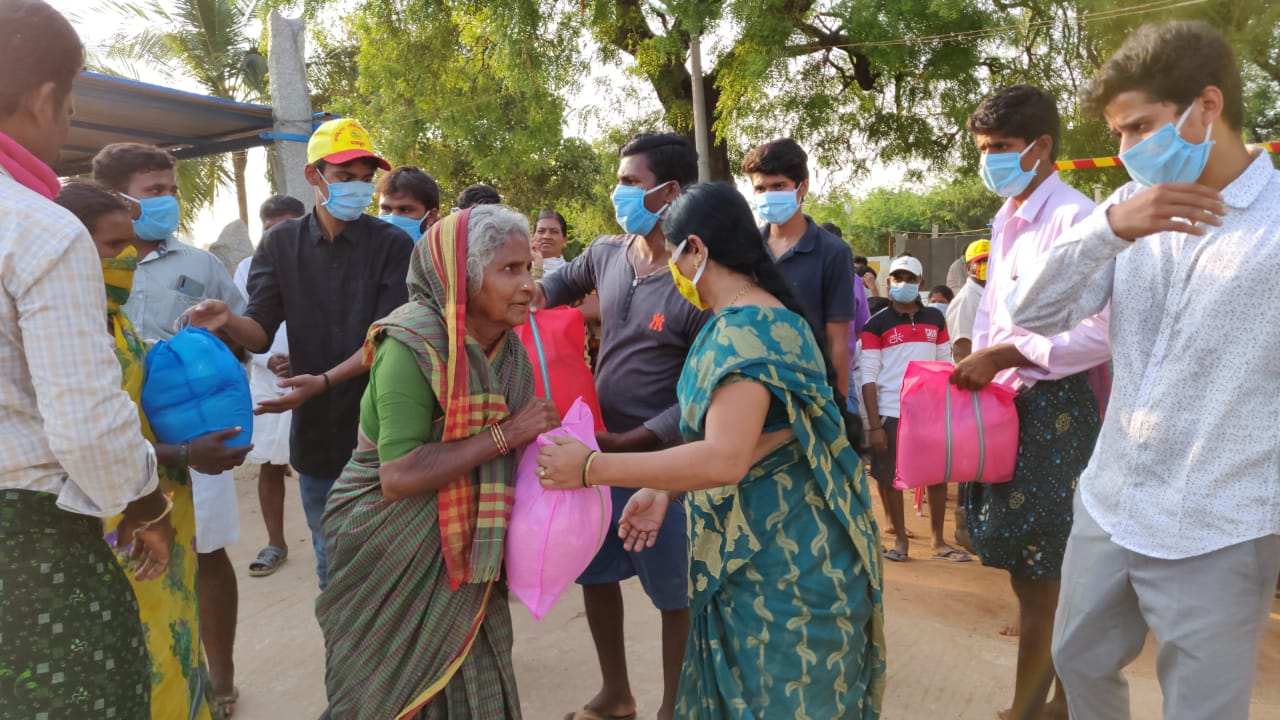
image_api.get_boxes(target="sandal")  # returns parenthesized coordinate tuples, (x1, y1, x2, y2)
(213, 686, 239, 719)
(883, 547, 909, 562)
(930, 548, 972, 562)
(248, 546, 288, 577)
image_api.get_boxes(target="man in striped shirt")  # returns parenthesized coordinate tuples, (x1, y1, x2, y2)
(861, 255, 967, 563)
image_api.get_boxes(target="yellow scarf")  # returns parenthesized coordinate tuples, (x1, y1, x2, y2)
(102, 247, 154, 441)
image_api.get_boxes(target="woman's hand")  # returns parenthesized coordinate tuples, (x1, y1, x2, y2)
(618, 489, 670, 552)
(114, 515, 174, 581)
(500, 398, 561, 448)
(535, 435, 593, 490)
(187, 428, 252, 473)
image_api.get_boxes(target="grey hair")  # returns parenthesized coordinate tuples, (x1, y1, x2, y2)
(465, 204, 530, 298)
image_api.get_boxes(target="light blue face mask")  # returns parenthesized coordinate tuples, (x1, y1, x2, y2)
(123, 193, 180, 241)
(979, 139, 1040, 198)
(612, 181, 671, 237)
(378, 213, 427, 238)
(317, 175, 375, 222)
(889, 281, 920, 304)
(1118, 104, 1213, 187)
(754, 189, 801, 225)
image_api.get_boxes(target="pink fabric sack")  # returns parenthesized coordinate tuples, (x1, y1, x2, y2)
(893, 360, 1019, 490)
(506, 398, 612, 620)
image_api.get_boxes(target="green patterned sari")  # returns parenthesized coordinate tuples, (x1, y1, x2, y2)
(675, 305, 885, 719)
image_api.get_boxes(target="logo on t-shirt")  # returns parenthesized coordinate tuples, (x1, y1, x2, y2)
(886, 327, 905, 345)
(925, 327, 938, 342)
(649, 313, 666, 332)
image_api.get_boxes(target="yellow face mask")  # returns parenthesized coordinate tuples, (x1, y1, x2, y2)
(668, 240, 708, 311)
(101, 245, 138, 314)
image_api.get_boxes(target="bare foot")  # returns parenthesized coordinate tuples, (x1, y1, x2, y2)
(883, 526, 917, 539)
(566, 693, 637, 720)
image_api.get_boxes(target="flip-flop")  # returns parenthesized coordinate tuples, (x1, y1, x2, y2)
(930, 548, 972, 562)
(213, 686, 239, 719)
(883, 547, 909, 562)
(248, 546, 288, 577)
(564, 708, 637, 720)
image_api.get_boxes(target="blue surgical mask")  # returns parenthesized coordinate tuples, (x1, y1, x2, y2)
(612, 182, 671, 237)
(1118, 104, 1213, 187)
(980, 140, 1040, 198)
(889, 282, 920, 304)
(755, 189, 800, 225)
(123, 194, 180, 241)
(317, 175, 375, 222)
(378, 213, 426, 238)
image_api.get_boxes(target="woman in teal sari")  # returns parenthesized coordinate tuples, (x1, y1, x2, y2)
(537, 182, 885, 719)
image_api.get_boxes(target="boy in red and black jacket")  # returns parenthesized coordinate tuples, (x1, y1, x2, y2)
(861, 255, 969, 563)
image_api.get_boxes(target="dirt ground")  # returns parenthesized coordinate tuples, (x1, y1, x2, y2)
(223, 467, 1280, 719)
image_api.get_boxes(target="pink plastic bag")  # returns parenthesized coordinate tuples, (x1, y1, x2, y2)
(893, 361, 1019, 490)
(506, 398, 612, 620)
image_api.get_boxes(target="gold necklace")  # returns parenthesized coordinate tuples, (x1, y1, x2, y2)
(727, 281, 754, 307)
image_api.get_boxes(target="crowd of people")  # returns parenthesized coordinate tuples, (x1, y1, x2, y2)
(1, 1, 1277, 719)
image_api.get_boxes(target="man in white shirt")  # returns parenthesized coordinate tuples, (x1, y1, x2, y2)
(946, 239, 988, 362)
(235, 195, 305, 578)
(93, 141, 250, 711)
(0, 1, 164, 716)
(1011, 21, 1280, 719)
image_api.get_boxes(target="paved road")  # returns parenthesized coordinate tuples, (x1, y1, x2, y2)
(223, 468, 1279, 719)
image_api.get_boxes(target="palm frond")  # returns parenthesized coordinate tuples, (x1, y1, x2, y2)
(175, 155, 234, 236)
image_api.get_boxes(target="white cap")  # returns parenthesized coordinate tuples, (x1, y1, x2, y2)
(888, 255, 923, 277)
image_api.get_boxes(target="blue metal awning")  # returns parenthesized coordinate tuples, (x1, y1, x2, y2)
(56, 72, 331, 176)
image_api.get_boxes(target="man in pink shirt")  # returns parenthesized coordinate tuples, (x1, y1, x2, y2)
(953, 85, 1111, 720)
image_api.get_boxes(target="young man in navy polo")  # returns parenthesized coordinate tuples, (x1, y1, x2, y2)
(743, 138, 861, 401)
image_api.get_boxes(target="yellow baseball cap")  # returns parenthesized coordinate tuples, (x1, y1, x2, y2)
(307, 118, 390, 171)
(965, 239, 990, 263)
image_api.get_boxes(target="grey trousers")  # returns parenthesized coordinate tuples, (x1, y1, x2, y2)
(1053, 492, 1280, 720)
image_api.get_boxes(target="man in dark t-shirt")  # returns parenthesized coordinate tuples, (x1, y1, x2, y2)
(185, 118, 413, 589)
(538, 132, 707, 720)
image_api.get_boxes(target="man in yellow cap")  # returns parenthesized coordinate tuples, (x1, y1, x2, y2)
(184, 118, 413, 588)
(946, 238, 989, 362)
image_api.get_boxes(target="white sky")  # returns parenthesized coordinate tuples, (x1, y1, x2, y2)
(49, 1, 899, 246)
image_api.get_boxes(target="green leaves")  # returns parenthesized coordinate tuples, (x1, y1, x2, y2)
(94, 0, 269, 224)
(807, 176, 1002, 256)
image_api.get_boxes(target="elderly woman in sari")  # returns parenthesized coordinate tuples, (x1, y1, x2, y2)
(537, 182, 886, 719)
(316, 205, 561, 719)
(54, 181, 250, 719)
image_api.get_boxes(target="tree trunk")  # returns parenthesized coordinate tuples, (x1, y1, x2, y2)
(233, 150, 249, 224)
(649, 66, 733, 181)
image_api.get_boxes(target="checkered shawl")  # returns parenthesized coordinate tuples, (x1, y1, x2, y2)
(364, 208, 533, 589)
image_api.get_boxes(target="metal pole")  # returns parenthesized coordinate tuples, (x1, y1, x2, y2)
(690, 32, 711, 182)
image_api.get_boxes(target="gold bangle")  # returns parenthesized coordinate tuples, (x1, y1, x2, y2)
(582, 451, 599, 488)
(489, 423, 510, 455)
(136, 494, 174, 534)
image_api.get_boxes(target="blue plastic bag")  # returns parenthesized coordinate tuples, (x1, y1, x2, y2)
(142, 327, 253, 447)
